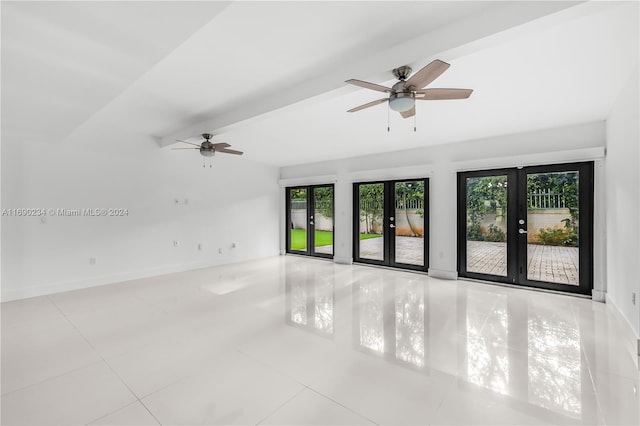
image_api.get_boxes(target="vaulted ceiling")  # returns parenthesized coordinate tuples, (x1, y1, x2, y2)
(2, 1, 638, 167)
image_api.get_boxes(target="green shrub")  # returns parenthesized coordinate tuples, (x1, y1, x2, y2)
(536, 227, 578, 247)
(467, 223, 507, 242)
(485, 224, 506, 242)
(467, 223, 484, 241)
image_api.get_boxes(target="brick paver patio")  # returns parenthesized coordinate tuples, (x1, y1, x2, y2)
(360, 238, 579, 285)
(466, 241, 579, 285)
(314, 238, 579, 286)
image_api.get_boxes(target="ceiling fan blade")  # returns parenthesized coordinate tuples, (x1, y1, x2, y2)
(415, 88, 473, 100)
(345, 79, 393, 93)
(404, 59, 450, 89)
(217, 148, 243, 156)
(175, 139, 202, 147)
(347, 98, 388, 113)
(400, 106, 416, 119)
(171, 147, 199, 150)
(212, 142, 231, 149)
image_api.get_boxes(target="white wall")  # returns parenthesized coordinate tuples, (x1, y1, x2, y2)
(605, 65, 640, 338)
(1, 129, 280, 301)
(280, 121, 605, 283)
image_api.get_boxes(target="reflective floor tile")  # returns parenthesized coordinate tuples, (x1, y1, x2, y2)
(141, 350, 304, 425)
(1, 316, 101, 394)
(261, 388, 375, 425)
(0, 295, 64, 329)
(1, 256, 637, 426)
(89, 401, 160, 425)
(0, 361, 136, 425)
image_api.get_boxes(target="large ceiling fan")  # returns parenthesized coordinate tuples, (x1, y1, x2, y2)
(346, 59, 473, 120)
(173, 133, 243, 167)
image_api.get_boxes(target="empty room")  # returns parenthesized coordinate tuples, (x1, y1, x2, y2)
(1, 1, 639, 425)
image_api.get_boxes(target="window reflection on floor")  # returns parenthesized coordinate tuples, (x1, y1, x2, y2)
(314, 278, 334, 334)
(287, 263, 586, 421)
(358, 281, 385, 353)
(464, 291, 582, 418)
(354, 279, 427, 369)
(286, 268, 334, 335)
(395, 282, 425, 367)
(467, 293, 509, 395)
(528, 313, 582, 417)
(290, 280, 307, 326)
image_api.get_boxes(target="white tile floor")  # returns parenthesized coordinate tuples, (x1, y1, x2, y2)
(1, 256, 638, 425)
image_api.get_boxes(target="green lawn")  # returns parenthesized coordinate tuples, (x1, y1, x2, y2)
(290, 229, 380, 250)
(359, 233, 382, 240)
(290, 229, 332, 250)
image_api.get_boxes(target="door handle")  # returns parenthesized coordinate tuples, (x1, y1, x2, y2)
(519, 229, 527, 234)
(390, 224, 396, 228)
(310, 221, 314, 226)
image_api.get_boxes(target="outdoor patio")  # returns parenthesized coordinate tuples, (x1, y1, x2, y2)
(358, 236, 424, 266)
(466, 241, 579, 285)
(357, 238, 578, 285)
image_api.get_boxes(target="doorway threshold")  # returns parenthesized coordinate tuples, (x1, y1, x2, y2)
(457, 277, 592, 299)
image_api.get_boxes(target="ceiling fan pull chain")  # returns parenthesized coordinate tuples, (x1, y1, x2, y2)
(387, 103, 390, 132)
(414, 107, 417, 132)
(202, 157, 205, 168)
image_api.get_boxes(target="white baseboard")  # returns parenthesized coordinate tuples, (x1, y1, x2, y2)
(591, 289, 606, 302)
(428, 268, 458, 280)
(605, 294, 640, 369)
(334, 256, 353, 265)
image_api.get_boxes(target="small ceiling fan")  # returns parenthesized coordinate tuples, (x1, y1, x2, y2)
(172, 133, 243, 167)
(345, 59, 473, 119)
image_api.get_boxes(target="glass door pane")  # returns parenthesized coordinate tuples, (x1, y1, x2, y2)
(465, 175, 508, 276)
(459, 163, 592, 295)
(289, 188, 307, 253)
(313, 186, 333, 256)
(394, 180, 425, 266)
(358, 183, 385, 261)
(526, 171, 579, 285)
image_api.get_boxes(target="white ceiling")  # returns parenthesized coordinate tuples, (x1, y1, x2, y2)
(2, 1, 638, 167)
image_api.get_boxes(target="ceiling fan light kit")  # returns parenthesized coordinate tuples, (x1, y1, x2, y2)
(345, 59, 473, 128)
(388, 92, 415, 112)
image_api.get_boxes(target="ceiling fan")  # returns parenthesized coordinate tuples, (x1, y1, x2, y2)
(172, 133, 243, 167)
(345, 59, 473, 121)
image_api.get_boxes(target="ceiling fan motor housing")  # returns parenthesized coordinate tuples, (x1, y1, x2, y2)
(392, 65, 412, 81)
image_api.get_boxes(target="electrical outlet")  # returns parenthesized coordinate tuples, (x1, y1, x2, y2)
(231, 242, 237, 248)
(218, 248, 223, 254)
(632, 292, 637, 306)
(174, 199, 179, 205)
(197, 243, 202, 251)
(89, 257, 96, 265)
(173, 240, 179, 247)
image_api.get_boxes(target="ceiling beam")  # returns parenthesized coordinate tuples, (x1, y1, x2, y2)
(159, 1, 582, 147)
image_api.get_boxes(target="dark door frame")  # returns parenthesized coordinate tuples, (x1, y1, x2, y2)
(457, 162, 593, 295)
(353, 178, 429, 272)
(456, 169, 519, 284)
(285, 184, 335, 259)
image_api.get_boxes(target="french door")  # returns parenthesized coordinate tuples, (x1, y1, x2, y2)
(457, 162, 593, 295)
(286, 185, 334, 258)
(353, 179, 429, 272)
